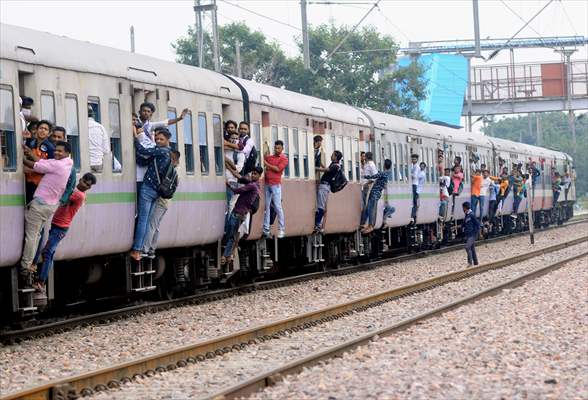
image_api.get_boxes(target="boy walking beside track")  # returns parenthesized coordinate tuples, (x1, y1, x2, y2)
(462, 201, 481, 267)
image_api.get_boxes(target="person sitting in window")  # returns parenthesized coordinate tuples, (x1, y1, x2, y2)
(88, 107, 110, 173)
(23, 120, 55, 204)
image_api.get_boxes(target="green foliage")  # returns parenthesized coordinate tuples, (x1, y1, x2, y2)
(172, 22, 426, 118)
(172, 23, 289, 85)
(482, 112, 588, 195)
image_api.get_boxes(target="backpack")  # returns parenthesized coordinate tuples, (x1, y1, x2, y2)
(241, 137, 258, 175)
(329, 165, 348, 193)
(154, 158, 178, 199)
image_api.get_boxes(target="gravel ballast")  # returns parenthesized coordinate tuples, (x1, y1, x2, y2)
(249, 256, 588, 400)
(1, 223, 586, 396)
(83, 243, 588, 399)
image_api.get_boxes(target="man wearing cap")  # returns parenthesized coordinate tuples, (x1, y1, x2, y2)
(88, 106, 111, 173)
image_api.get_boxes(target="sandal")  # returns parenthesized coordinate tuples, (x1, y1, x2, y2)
(220, 256, 227, 265)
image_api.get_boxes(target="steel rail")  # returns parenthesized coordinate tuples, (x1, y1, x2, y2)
(207, 251, 588, 400)
(2, 235, 586, 400)
(2, 216, 585, 346)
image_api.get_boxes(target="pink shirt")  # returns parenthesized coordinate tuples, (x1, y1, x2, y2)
(33, 157, 74, 205)
(451, 171, 464, 195)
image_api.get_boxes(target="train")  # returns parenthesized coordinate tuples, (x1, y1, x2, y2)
(0, 24, 576, 316)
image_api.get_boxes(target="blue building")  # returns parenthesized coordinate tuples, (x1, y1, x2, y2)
(397, 54, 468, 126)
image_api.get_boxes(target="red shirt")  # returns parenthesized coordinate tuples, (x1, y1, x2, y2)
(52, 189, 86, 228)
(264, 153, 288, 185)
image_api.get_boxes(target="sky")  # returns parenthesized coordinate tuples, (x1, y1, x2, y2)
(1, 0, 586, 66)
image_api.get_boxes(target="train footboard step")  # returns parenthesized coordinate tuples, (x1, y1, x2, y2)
(126, 257, 157, 292)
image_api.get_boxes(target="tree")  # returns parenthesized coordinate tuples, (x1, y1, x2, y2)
(172, 22, 288, 85)
(173, 22, 426, 118)
(282, 24, 426, 118)
(482, 112, 588, 196)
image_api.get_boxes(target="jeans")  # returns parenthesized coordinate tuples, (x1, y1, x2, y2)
(142, 198, 169, 254)
(21, 198, 58, 272)
(361, 185, 370, 210)
(479, 196, 486, 219)
(411, 185, 419, 220)
(38, 225, 68, 282)
(488, 200, 497, 222)
(132, 184, 160, 251)
(263, 184, 284, 233)
(512, 196, 522, 214)
(361, 193, 380, 226)
(465, 236, 478, 265)
(223, 212, 245, 257)
(439, 199, 448, 219)
(553, 191, 560, 207)
(471, 195, 480, 219)
(315, 183, 331, 228)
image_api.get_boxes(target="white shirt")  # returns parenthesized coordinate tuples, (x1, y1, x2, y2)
(241, 135, 255, 159)
(480, 177, 492, 197)
(439, 175, 451, 199)
(224, 148, 245, 184)
(136, 119, 167, 182)
(361, 160, 378, 186)
(410, 163, 420, 186)
(416, 169, 426, 194)
(88, 118, 110, 167)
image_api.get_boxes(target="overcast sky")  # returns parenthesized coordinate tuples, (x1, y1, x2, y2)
(1, 0, 586, 67)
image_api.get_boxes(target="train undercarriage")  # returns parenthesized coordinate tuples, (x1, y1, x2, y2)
(0, 201, 575, 321)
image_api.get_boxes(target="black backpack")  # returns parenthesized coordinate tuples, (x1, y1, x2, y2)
(329, 165, 348, 193)
(240, 137, 258, 175)
(154, 158, 178, 199)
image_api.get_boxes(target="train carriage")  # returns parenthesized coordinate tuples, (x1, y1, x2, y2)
(0, 23, 577, 316)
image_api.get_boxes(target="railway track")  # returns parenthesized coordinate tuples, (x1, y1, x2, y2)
(2, 234, 586, 400)
(1, 216, 586, 346)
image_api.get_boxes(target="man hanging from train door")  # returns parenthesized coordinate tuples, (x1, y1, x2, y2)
(409, 154, 419, 224)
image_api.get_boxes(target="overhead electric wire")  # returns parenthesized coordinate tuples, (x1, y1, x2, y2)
(219, 0, 302, 31)
(558, 0, 579, 37)
(499, 0, 548, 46)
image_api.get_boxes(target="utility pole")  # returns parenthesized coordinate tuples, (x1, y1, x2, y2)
(472, 0, 481, 58)
(235, 41, 242, 78)
(301, 0, 310, 70)
(211, 0, 220, 72)
(194, 0, 204, 67)
(130, 26, 135, 53)
(466, 55, 473, 132)
(536, 113, 542, 146)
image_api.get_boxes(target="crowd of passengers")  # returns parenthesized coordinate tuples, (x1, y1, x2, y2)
(16, 94, 576, 292)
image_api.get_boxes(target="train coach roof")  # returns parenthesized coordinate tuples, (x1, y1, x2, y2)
(234, 77, 370, 127)
(360, 107, 494, 147)
(0, 23, 241, 100)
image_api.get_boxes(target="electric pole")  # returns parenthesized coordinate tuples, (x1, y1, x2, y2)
(555, 48, 577, 158)
(235, 41, 242, 78)
(194, 0, 204, 67)
(211, 0, 220, 72)
(130, 26, 135, 53)
(301, 0, 310, 70)
(472, 0, 481, 57)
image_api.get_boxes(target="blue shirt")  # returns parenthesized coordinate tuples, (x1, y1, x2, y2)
(364, 170, 392, 200)
(463, 209, 481, 237)
(488, 181, 498, 202)
(135, 140, 172, 191)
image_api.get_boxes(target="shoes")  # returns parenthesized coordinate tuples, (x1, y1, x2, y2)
(278, 230, 286, 239)
(262, 231, 270, 239)
(313, 226, 323, 234)
(129, 250, 141, 261)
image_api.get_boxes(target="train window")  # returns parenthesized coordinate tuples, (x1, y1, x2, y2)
(65, 95, 81, 170)
(353, 138, 360, 182)
(293, 128, 300, 178)
(212, 114, 223, 175)
(41, 91, 55, 123)
(302, 130, 309, 178)
(183, 112, 194, 174)
(167, 108, 178, 151)
(398, 144, 403, 183)
(88, 97, 101, 123)
(0, 86, 16, 171)
(252, 122, 261, 166)
(198, 113, 209, 175)
(271, 125, 278, 146)
(345, 137, 352, 180)
(430, 148, 436, 182)
(281, 127, 290, 177)
(404, 144, 409, 183)
(331, 135, 336, 153)
(336, 135, 344, 176)
(108, 99, 122, 173)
